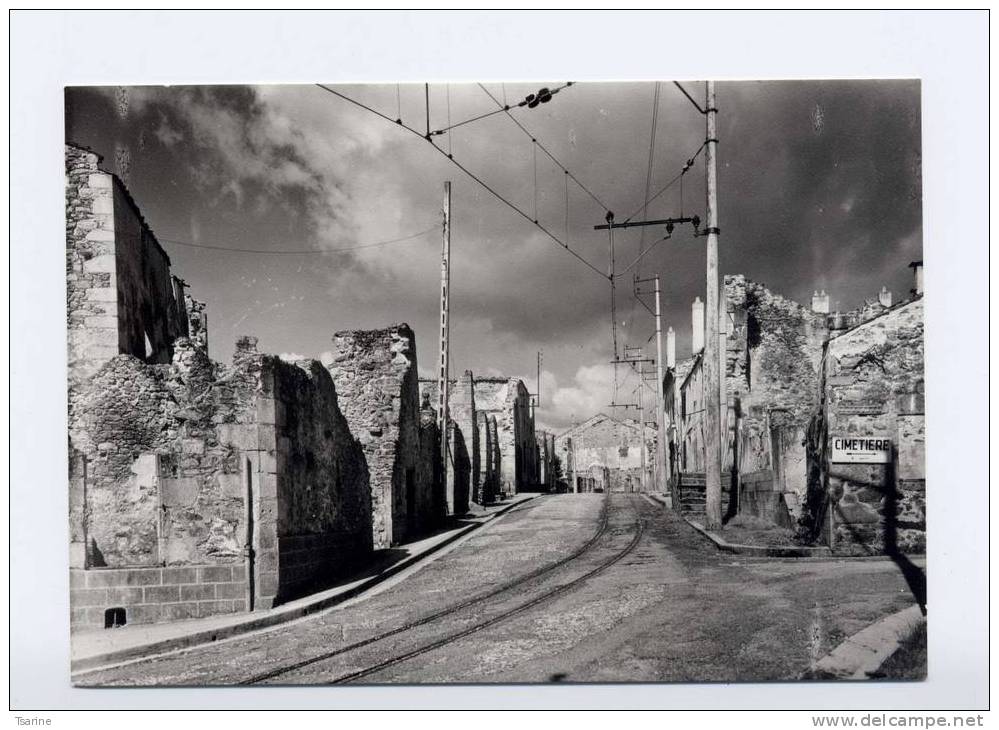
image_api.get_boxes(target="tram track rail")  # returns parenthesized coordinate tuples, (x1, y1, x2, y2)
(326, 515, 645, 685)
(240, 492, 615, 685)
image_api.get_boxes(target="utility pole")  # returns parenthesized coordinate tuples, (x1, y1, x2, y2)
(636, 374, 647, 493)
(437, 181, 452, 514)
(570, 415, 578, 494)
(534, 350, 543, 420)
(703, 80, 723, 529)
(653, 276, 667, 494)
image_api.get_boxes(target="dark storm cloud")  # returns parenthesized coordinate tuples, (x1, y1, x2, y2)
(65, 80, 921, 431)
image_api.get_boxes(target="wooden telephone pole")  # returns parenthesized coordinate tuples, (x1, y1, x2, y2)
(703, 81, 723, 529)
(437, 181, 453, 514)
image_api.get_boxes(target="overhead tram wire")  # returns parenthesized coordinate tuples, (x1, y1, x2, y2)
(156, 226, 438, 255)
(314, 83, 609, 281)
(673, 81, 707, 115)
(619, 140, 706, 225)
(477, 83, 612, 215)
(428, 82, 573, 138)
(629, 82, 661, 348)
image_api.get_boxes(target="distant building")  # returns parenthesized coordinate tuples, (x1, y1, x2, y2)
(555, 413, 655, 494)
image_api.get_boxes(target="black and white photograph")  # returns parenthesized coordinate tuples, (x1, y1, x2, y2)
(63, 77, 927, 687)
(9, 9, 989, 717)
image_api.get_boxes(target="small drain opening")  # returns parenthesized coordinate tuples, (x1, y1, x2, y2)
(104, 607, 126, 629)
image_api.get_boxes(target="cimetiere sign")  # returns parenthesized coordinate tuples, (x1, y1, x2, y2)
(831, 437, 891, 464)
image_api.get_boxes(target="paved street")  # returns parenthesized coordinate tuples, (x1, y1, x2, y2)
(75, 493, 921, 686)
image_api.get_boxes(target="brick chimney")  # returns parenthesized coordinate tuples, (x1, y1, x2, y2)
(878, 285, 892, 308)
(909, 261, 923, 296)
(691, 297, 705, 354)
(811, 290, 830, 314)
(666, 326, 676, 368)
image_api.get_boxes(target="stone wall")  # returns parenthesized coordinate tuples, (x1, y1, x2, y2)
(725, 275, 828, 427)
(68, 339, 250, 570)
(449, 371, 479, 507)
(417, 395, 447, 523)
(808, 298, 925, 555)
(327, 325, 431, 547)
(68, 335, 375, 625)
(667, 277, 829, 522)
(66, 144, 189, 385)
(260, 351, 373, 602)
(477, 412, 499, 502)
(466, 377, 534, 495)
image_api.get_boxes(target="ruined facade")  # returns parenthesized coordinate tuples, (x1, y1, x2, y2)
(556, 414, 654, 494)
(662, 270, 925, 554)
(471, 377, 537, 494)
(69, 144, 417, 630)
(67, 144, 192, 384)
(807, 297, 925, 554)
(327, 325, 437, 548)
(420, 374, 538, 504)
(535, 430, 557, 492)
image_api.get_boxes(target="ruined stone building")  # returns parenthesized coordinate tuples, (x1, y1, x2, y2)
(419, 373, 540, 506)
(470, 376, 538, 495)
(808, 280, 925, 555)
(326, 326, 442, 549)
(66, 144, 436, 630)
(555, 414, 655, 493)
(662, 265, 925, 554)
(534, 430, 557, 492)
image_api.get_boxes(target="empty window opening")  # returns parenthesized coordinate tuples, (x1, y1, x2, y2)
(144, 330, 154, 360)
(104, 607, 126, 629)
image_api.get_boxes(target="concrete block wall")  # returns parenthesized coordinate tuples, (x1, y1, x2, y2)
(70, 564, 248, 629)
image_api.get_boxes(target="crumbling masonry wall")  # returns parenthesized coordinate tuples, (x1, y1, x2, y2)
(808, 298, 925, 555)
(449, 371, 478, 509)
(327, 325, 432, 547)
(720, 276, 829, 523)
(255, 348, 373, 603)
(478, 412, 500, 502)
(66, 145, 189, 384)
(417, 396, 447, 524)
(68, 336, 373, 626)
(473, 378, 534, 494)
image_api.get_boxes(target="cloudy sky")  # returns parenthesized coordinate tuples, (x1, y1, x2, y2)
(65, 80, 921, 432)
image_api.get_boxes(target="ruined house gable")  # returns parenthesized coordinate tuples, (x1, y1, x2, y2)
(66, 143, 190, 383)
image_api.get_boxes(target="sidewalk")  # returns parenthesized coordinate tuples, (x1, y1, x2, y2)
(71, 494, 537, 674)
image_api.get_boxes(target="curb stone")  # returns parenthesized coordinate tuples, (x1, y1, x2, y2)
(71, 495, 537, 675)
(805, 603, 926, 680)
(682, 517, 833, 558)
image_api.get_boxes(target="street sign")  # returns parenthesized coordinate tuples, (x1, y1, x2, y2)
(831, 436, 892, 464)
